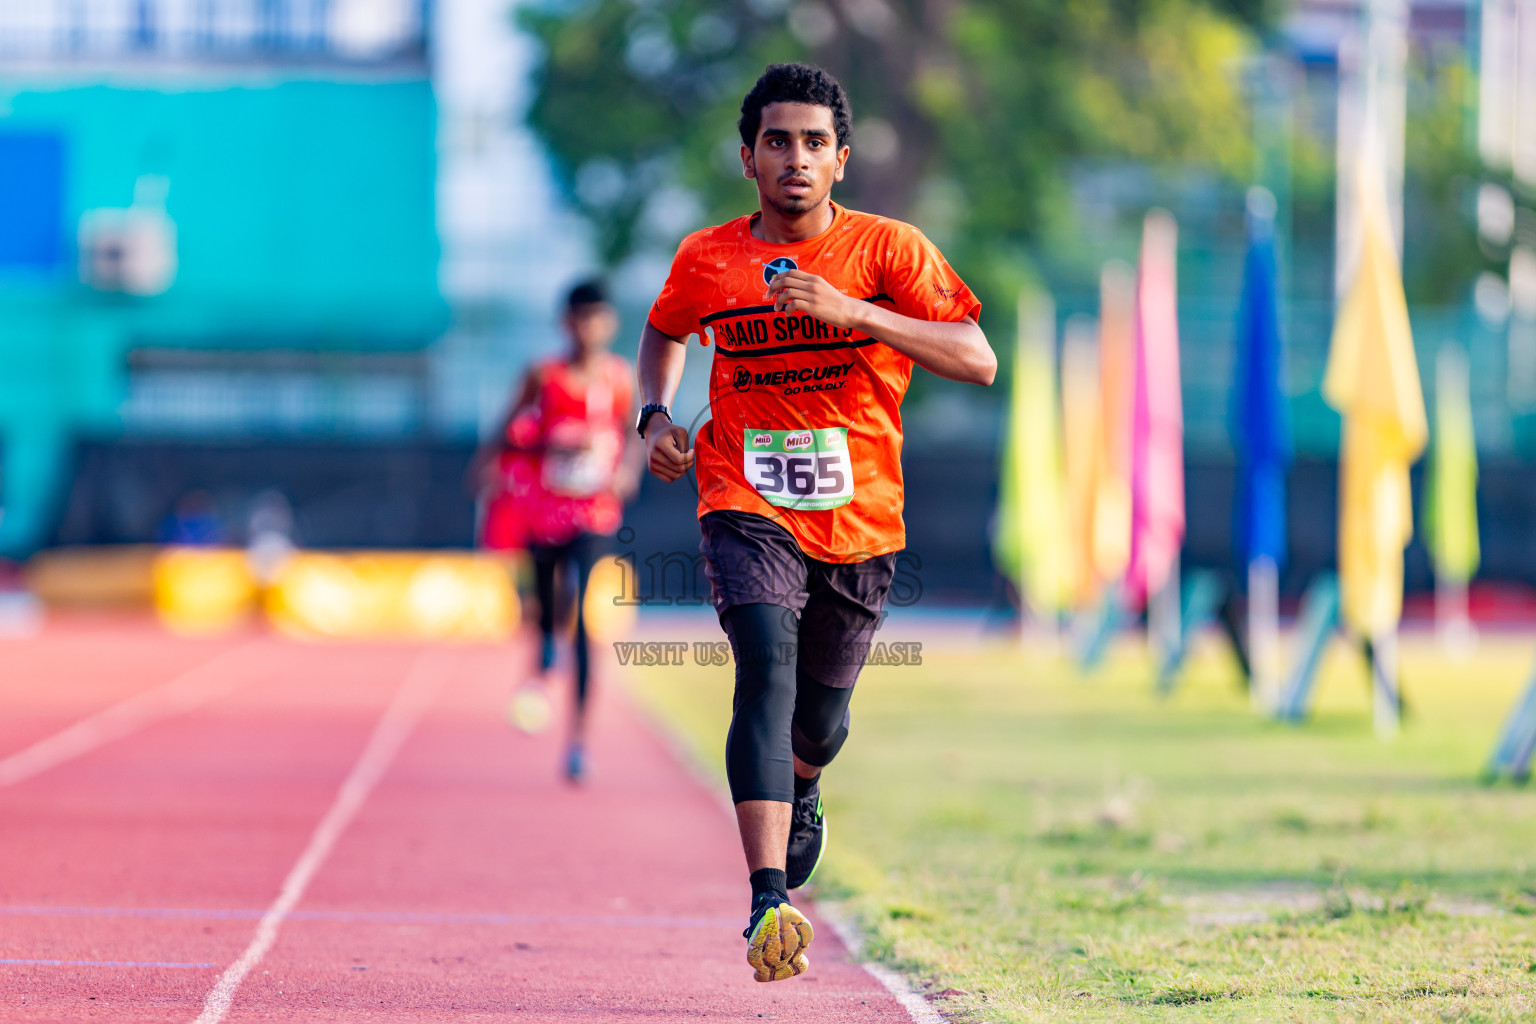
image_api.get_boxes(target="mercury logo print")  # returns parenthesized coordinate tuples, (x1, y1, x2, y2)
(732, 366, 753, 392)
(763, 256, 797, 285)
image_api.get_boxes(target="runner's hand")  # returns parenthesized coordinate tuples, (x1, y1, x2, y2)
(767, 270, 860, 328)
(645, 422, 695, 483)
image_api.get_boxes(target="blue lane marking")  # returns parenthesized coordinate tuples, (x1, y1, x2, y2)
(0, 905, 738, 929)
(0, 958, 215, 968)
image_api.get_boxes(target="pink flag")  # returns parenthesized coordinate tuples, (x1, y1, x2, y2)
(1127, 210, 1185, 607)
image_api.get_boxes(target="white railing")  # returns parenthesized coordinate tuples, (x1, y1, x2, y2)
(0, 0, 429, 64)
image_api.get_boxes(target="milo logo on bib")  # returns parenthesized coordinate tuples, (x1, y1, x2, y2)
(742, 427, 854, 511)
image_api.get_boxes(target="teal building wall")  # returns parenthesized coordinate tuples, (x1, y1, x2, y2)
(0, 76, 446, 555)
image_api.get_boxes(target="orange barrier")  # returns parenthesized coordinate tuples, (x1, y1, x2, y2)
(26, 545, 159, 608)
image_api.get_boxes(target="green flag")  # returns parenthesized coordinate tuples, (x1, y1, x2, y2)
(993, 289, 1064, 616)
(1425, 342, 1479, 583)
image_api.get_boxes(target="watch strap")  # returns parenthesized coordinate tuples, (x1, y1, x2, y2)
(636, 403, 671, 438)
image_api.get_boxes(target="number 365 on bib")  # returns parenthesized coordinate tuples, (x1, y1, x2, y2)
(742, 427, 855, 511)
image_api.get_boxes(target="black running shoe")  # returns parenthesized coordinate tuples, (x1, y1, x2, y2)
(785, 778, 826, 890)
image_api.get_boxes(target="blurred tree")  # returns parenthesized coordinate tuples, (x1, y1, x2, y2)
(1283, 46, 1485, 308)
(518, 0, 1266, 296)
(1400, 56, 1485, 306)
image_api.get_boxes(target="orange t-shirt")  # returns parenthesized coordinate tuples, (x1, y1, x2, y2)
(649, 203, 981, 563)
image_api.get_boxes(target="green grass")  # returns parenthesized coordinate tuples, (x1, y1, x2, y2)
(623, 625, 1536, 1022)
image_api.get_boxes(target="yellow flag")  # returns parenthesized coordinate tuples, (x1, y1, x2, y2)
(1323, 160, 1427, 636)
(993, 289, 1065, 614)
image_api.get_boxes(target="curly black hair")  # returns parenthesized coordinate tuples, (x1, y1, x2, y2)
(738, 63, 852, 149)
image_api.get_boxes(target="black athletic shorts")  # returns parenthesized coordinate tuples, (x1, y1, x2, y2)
(699, 510, 896, 688)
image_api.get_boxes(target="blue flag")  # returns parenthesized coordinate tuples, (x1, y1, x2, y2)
(1231, 190, 1291, 571)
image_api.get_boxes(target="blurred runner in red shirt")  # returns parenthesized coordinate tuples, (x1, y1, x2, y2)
(477, 280, 639, 782)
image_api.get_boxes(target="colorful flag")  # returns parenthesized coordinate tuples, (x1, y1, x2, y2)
(1231, 189, 1291, 572)
(1323, 159, 1427, 637)
(1127, 210, 1184, 606)
(1060, 316, 1103, 610)
(1093, 262, 1136, 585)
(993, 288, 1065, 616)
(1425, 342, 1480, 583)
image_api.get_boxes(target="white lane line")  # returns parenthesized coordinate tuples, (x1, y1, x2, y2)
(0, 641, 267, 789)
(818, 907, 947, 1024)
(1, 904, 741, 928)
(0, 958, 216, 969)
(618, 676, 945, 1024)
(190, 649, 455, 1024)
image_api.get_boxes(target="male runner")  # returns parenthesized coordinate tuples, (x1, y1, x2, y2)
(635, 63, 995, 981)
(477, 279, 638, 781)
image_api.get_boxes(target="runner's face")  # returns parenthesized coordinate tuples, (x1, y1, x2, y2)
(742, 102, 848, 217)
(565, 303, 618, 356)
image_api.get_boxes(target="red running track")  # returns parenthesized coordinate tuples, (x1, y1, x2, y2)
(0, 617, 920, 1022)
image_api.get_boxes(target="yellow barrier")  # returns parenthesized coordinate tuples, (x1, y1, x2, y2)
(582, 555, 638, 642)
(266, 551, 520, 641)
(152, 548, 259, 635)
(55, 544, 527, 642)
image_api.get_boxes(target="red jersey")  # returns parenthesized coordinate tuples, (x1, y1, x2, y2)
(481, 354, 632, 549)
(649, 203, 980, 562)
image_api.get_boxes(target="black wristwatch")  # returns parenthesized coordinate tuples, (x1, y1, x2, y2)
(636, 403, 671, 439)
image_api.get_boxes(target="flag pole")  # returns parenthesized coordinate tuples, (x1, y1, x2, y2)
(1435, 576, 1474, 657)
(1370, 628, 1401, 739)
(1248, 555, 1280, 713)
(1149, 553, 1181, 668)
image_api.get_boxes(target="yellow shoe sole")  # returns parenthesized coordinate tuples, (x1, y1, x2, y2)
(746, 903, 813, 983)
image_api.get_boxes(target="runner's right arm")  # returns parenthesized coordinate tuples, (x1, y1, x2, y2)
(467, 367, 543, 495)
(636, 322, 695, 483)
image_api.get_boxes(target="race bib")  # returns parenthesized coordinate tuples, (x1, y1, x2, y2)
(742, 427, 854, 511)
(542, 448, 607, 497)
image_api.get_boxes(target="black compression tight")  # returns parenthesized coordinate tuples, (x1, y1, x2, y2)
(532, 535, 604, 721)
(722, 603, 854, 804)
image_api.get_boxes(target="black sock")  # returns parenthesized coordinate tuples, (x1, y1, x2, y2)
(793, 771, 820, 798)
(749, 868, 788, 908)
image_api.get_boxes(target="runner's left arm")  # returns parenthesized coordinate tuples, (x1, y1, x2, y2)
(637, 322, 696, 483)
(615, 361, 646, 501)
(767, 270, 995, 386)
